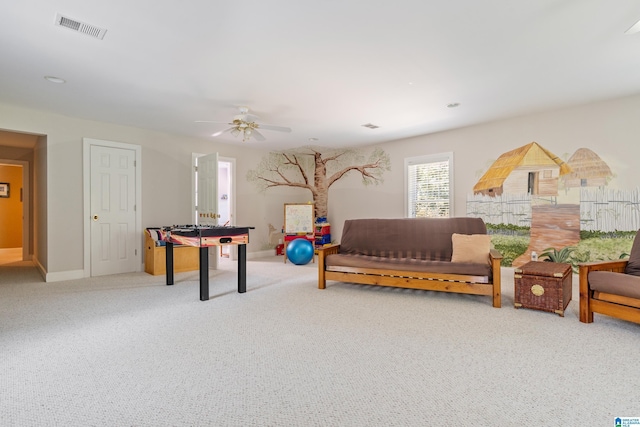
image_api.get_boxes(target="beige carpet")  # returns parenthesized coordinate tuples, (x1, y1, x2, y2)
(1, 256, 638, 426)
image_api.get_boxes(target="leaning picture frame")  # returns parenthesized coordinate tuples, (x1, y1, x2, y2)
(0, 182, 9, 198)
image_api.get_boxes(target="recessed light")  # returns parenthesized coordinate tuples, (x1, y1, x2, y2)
(308, 137, 319, 142)
(447, 103, 460, 108)
(44, 76, 66, 84)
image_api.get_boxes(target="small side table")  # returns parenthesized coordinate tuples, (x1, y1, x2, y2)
(514, 261, 572, 317)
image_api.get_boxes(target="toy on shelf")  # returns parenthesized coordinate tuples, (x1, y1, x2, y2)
(314, 216, 331, 249)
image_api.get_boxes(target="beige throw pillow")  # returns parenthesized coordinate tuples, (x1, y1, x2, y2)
(451, 233, 491, 264)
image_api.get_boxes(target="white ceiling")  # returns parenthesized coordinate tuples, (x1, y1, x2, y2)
(2, 1, 640, 151)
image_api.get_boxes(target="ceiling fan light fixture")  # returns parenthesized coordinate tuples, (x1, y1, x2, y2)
(199, 106, 290, 142)
(362, 123, 379, 129)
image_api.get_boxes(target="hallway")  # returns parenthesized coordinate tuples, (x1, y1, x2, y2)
(0, 248, 24, 266)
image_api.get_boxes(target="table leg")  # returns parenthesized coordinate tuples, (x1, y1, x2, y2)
(166, 241, 174, 286)
(238, 244, 246, 293)
(200, 247, 209, 301)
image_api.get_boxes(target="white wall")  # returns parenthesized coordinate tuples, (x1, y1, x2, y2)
(2, 93, 640, 276)
(326, 93, 640, 240)
(0, 102, 273, 275)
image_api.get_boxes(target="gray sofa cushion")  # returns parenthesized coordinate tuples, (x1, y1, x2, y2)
(339, 217, 487, 261)
(624, 229, 640, 276)
(589, 271, 640, 299)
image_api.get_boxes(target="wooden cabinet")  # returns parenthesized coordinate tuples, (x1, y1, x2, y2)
(144, 230, 199, 275)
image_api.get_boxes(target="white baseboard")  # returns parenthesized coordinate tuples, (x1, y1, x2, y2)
(39, 265, 85, 282)
(36, 250, 272, 282)
(247, 250, 274, 259)
(33, 258, 47, 281)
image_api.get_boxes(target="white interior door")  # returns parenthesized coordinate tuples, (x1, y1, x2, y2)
(197, 152, 219, 269)
(90, 144, 138, 276)
(197, 152, 219, 225)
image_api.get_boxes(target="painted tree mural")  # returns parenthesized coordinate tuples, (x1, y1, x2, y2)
(247, 146, 391, 218)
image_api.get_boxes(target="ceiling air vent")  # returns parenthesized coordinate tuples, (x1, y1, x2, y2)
(55, 13, 107, 40)
(361, 123, 380, 129)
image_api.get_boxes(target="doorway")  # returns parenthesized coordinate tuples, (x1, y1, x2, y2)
(528, 171, 539, 195)
(83, 138, 142, 277)
(218, 159, 232, 258)
(0, 160, 30, 263)
(192, 154, 236, 261)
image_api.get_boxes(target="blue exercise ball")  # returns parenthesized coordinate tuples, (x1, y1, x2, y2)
(286, 239, 314, 265)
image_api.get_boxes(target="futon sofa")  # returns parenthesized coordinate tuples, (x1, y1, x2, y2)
(317, 217, 502, 307)
(579, 229, 640, 325)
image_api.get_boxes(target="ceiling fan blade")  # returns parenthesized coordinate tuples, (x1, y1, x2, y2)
(236, 106, 260, 122)
(258, 124, 292, 133)
(212, 127, 234, 137)
(235, 113, 260, 123)
(195, 120, 233, 125)
(251, 129, 266, 141)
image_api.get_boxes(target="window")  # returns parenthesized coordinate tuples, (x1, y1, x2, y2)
(405, 152, 453, 218)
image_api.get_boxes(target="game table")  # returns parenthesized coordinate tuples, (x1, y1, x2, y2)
(161, 225, 254, 301)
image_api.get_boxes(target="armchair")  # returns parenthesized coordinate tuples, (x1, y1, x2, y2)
(579, 230, 640, 325)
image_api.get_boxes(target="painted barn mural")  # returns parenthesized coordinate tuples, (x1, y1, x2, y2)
(467, 141, 634, 268)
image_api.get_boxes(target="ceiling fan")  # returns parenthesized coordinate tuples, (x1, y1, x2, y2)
(196, 106, 292, 141)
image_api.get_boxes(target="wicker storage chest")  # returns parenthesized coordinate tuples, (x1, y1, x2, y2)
(514, 261, 572, 317)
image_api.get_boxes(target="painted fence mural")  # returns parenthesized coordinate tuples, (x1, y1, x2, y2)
(580, 188, 640, 232)
(467, 141, 635, 267)
(467, 193, 533, 227)
(467, 188, 640, 232)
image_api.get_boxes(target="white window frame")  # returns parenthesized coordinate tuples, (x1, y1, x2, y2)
(404, 152, 454, 218)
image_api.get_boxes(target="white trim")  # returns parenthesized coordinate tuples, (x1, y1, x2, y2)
(33, 257, 47, 281)
(31, 258, 83, 282)
(82, 138, 142, 277)
(220, 156, 237, 226)
(191, 152, 201, 224)
(247, 250, 275, 260)
(45, 269, 85, 282)
(221, 156, 237, 260)
(404, 152, 454, 218)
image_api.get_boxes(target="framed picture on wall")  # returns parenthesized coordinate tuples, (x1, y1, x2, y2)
(0, 182, 9, 198)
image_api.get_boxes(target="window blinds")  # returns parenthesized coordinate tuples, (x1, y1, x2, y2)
(407, 159, 450, 218)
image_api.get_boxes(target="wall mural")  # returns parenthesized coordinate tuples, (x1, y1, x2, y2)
(247, 146, 391, 219)
(467, 141, 635, 268)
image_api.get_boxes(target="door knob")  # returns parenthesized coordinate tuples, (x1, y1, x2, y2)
(92, 215, 99, 221)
